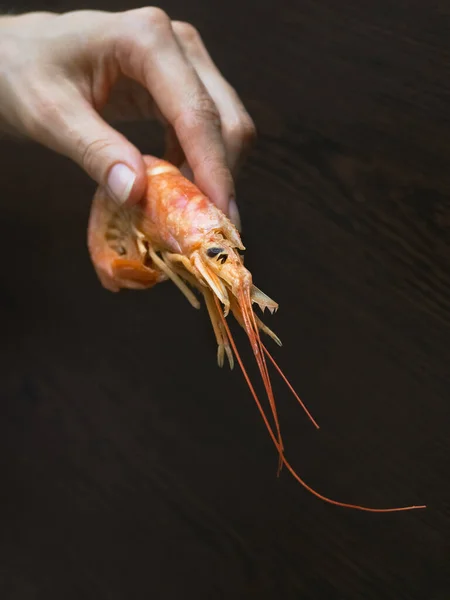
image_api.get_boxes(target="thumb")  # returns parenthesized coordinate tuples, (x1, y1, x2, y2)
(34, 94, 146, 207)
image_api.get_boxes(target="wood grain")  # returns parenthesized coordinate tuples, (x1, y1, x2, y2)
(1, 1, 449, 598)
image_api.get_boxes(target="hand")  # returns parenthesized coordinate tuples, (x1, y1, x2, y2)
(0, 9, 256, 227)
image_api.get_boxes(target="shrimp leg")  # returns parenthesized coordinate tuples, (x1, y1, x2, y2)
(202, 288, 234, 369)
(131, 233, 200, 309)
(164, 251, 231, 314)
(162, 252, 234, 369)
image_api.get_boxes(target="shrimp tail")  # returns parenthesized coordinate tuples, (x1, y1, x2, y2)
(111, 258, 162, 286)
(87, 184, 166, 293)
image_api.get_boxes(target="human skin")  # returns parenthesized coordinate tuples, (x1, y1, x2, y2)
(0, 8, 256, 229)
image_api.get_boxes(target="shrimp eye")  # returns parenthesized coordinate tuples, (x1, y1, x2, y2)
(206, 247, 223, 257)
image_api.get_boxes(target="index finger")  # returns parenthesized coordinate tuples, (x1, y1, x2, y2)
(113, 8, 234, 214)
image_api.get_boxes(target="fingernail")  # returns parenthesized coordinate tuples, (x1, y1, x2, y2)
(229, 198, 242, 232)
(107, 163, 136, 205)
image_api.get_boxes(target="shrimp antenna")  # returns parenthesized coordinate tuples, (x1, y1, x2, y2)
(214, 297, 426, 513)
(261, 342, 320, 430)
(238, 289, 285, 474)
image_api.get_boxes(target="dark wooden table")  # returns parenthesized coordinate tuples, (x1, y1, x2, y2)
(1, 1, 449, 598)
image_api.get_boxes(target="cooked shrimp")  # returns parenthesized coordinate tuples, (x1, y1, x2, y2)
(87, 155, 425, 513)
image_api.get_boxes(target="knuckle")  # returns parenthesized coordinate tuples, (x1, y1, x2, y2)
(172, 21, 200, 45)
(224, 114, 257, 148)
(118, 7, 172, 71)
(79, 138, 112, 177)
(176, 94, 221, 132)
(127, 6, 171, 32)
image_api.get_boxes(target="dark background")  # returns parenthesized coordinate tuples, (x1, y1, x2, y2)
(1, 1, 449, 598)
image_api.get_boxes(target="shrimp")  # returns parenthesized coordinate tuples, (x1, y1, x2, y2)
(87, 155, 425, 513)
